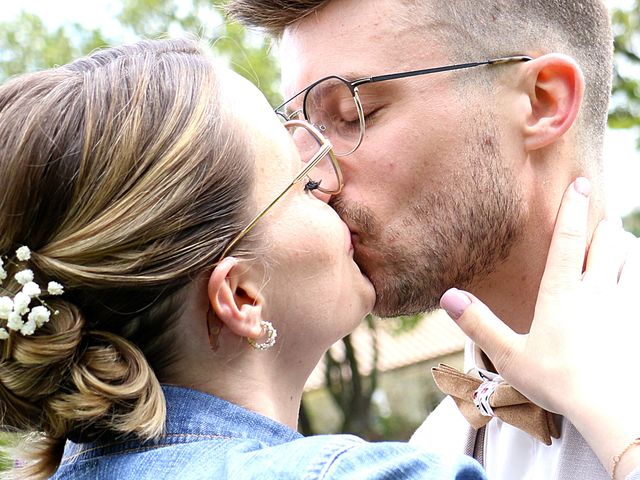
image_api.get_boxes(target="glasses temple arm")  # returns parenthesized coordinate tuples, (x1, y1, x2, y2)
(219, 143, 333, 259)
(274, 86, 311, 114)
(353, 55, 532, 86)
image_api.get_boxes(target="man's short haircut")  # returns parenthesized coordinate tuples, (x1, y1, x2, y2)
(227, 0, 613, 165)
(227, 0, 331, 36)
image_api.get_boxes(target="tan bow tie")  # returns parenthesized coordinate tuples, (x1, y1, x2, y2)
(432, 364, 560, 445)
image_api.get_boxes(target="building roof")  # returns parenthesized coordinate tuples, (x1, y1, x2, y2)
(304, 310, 466, 391)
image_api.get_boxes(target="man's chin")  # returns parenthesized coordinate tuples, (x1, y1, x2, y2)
(353, 240, 446, 317)
(367, 270, 441, 318)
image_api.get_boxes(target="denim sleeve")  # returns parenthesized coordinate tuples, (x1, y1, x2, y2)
(627, 465, 640, 480)
(295, 435, 486, 480)
(52, 433, 486, 480)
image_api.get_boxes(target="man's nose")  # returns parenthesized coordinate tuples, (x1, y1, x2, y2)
(335, 149, 364, 184)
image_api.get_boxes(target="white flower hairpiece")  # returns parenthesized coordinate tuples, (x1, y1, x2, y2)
(0, 246, 64, 340)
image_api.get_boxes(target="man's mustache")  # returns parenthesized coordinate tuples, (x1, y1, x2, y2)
(329, 196, 377, 237)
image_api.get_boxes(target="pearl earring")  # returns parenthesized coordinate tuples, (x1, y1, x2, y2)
(246, 320, 277, 351)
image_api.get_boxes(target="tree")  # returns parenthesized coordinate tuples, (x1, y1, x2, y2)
(610, 1, 640, 146)
(0, 12, 108, 77)
(0, 0, 281, 104)
(623, 209, 640, 236)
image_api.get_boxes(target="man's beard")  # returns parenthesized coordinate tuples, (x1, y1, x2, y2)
(331, 119, 527, 317)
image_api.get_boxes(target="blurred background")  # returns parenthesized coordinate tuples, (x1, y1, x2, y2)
(0, 0, 638, 463)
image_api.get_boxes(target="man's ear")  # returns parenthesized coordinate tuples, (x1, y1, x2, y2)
(207, 257, 264, 339)
(522, 54, 585, 152)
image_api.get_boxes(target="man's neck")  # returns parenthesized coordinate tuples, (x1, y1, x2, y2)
(470, 199, 604, 334)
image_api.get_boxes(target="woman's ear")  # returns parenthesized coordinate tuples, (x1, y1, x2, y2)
(522, 53, 585, 152)
(207, 257, 264, 340)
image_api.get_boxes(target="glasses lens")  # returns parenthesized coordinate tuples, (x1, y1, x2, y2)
(304, 77, 363, 156)
(286, 124, 340, 194)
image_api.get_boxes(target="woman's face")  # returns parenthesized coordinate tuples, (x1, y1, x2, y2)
(221, 69, 375, 355)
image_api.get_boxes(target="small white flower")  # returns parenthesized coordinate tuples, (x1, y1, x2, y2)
(28, 306, 50, 328)
(20, 318, 36, 336)
(13, 292, 31, 315)
(0, 266, 7, 282)
(0, 328, 9, 340)
(0, 296, 13, 320)
(15, 269, 34, 285)
(6, 312, 24, 331)
(47, 281, 64, 296)
(16, 246, 31, 262)
(22, 282, 41, 297)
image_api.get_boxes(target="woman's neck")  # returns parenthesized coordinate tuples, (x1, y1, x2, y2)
(173, 337, 318, 430)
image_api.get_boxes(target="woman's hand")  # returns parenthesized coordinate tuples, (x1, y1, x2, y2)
(440, 178, 640, 478)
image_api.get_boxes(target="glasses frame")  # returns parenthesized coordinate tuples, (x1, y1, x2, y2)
(275, 55, 533, 156)
(219, 119, 343, 259)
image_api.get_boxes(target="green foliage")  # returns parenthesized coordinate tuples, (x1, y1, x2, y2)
(610, 2, 640, 144)
(117, 0, 281, 104)
(623, 209, 640, 236)
(385, 313, 424, 335)
(323, 314, 379, 438)
(0, 12, 109, 79)
(0, 1, 280, 104)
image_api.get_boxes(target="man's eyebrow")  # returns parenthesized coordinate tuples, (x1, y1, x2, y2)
(340, 72, 365, 82)
(299, 71, 369, 95)
(278, 71, 371, 113)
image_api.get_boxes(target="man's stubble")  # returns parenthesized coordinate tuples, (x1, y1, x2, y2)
(331, 117, 527, 317)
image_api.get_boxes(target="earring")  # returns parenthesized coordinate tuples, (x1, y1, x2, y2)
(246, 320, 277, 351)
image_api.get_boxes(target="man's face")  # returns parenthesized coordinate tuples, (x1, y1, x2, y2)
(280, 0, 527, 317)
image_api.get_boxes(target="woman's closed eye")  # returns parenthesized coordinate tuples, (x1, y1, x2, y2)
(362, 107, 382, 127)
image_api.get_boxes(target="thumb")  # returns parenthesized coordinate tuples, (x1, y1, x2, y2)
(440, 288, 522, 375)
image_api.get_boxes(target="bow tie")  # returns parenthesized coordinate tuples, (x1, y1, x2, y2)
(432, 364, 561, 445)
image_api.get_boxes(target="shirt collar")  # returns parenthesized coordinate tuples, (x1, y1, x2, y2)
(61, 385, 303, 464)
(160, 384, 303, 445)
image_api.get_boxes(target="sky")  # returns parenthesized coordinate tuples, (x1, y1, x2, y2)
(1, 0, 639, 217)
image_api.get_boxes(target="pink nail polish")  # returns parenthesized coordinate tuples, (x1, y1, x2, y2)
(440, 288, 472, 320)
(573, 177, 591, 197)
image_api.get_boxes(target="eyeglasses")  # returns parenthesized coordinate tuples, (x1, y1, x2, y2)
(275, 55, 533, 156)
(219, 119, 343, 259)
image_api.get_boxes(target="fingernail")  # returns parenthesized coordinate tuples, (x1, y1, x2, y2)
(573, 177, 591, 197)
(440, 288, 472, 320)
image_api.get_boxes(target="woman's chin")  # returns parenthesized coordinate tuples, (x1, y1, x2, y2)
(353, 260, 376, 312)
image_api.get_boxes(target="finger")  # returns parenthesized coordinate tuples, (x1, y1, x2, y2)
(440, 288, 521, 374)
(540, 178, 591, 293)
(583, 219, 627, 284)
(619, 235, 640, 286)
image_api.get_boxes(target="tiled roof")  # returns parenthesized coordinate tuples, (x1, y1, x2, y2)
(304, 310, 466, 391)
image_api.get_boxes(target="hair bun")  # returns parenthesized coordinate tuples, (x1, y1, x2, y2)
(51, 329, 166, 442)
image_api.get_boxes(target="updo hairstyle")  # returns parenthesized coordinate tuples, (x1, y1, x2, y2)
(0, 38, 257, 478)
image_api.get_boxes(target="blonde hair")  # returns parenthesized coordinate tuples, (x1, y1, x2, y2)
(0, 39, 256, 478)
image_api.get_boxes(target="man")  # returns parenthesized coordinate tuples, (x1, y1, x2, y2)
(227, 1, 620, 478)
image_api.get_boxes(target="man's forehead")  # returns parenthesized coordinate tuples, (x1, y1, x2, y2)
(279, 1, 435, 95)
(279, 29, 362, 91)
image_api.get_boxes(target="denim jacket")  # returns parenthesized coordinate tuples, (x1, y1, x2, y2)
(52, 385, 485, 479)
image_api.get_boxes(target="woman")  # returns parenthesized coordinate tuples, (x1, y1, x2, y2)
(0, 39, 637, 479)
